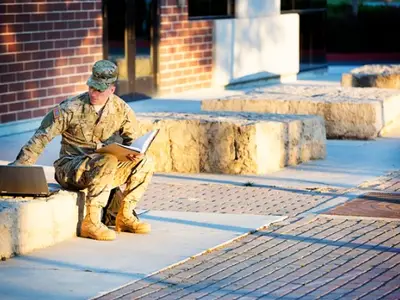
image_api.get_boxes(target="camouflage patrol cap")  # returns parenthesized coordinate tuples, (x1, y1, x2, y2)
(87, 60, 118, 92)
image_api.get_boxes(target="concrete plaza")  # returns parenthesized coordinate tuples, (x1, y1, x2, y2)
(0, 66, 399, 299)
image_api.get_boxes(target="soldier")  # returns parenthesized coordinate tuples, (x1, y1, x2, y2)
(10, 60, 154, 241)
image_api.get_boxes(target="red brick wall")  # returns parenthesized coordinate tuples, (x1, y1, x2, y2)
(158, 0, 213, 94)
(0, 0, 103, 124)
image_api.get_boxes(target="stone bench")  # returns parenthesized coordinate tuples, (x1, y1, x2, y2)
(342, 65, 400, 89)
(136, 112, 326, 175)
(201, 85, 400, 140)
(0, 166, 82, 259)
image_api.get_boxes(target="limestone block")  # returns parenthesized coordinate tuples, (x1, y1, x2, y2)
(201, 85, 400, 139)
(342, 65, 400, 89)
(135, 112, 326, 175)
(0, 190, 82, 259)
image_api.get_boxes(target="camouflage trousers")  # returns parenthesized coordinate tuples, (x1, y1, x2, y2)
(55, 154, 154, 224)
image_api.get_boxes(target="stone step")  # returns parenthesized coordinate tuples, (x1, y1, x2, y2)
(135, 112, 326, 175)
(201, 85, 400, 139)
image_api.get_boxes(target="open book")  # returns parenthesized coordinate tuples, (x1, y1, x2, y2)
(96, 129, 159, 161)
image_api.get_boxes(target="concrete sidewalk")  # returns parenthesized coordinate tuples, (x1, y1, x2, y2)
(1, 66, 400, 299)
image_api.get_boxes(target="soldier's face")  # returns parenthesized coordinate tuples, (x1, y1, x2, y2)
(88, 85, 116, 105)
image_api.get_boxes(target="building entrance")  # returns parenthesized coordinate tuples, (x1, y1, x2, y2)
(103, 0, 158, 100)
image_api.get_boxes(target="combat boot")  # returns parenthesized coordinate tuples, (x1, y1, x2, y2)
(115, 201, 151, 234)
(81, 205, 116, 241)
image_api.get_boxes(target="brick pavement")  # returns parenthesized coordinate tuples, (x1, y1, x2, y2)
(98, 174, 400, 300)
(140, 183, 347, 219)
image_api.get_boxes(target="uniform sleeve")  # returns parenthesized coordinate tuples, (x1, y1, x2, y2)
(119, 105, 139, 146)
(12, 105, 69, 165)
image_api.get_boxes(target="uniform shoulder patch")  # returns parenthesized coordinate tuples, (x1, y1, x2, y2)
(53, 105, 61, 120)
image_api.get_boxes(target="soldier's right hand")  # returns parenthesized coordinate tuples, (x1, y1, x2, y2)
(126, 153, 144, 164)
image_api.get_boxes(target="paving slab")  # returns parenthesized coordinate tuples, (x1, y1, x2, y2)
(0, 210, 285, 300)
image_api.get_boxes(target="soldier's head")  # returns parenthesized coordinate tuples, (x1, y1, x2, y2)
(87, 60, 118, 105)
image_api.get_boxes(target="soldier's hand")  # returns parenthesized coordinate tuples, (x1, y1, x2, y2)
(126, 153, 144, 164)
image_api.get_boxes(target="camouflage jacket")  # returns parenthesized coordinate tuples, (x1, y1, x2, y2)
(14, 92, 138, 166)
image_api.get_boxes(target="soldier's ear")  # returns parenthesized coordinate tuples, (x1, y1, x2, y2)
(110, 85, 116, 94)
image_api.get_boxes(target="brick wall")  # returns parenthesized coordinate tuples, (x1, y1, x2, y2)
(0, 0, 103, 124)
(158, 0, 213, 94)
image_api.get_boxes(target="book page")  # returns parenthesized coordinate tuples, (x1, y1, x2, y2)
(129, 129, 159, 154)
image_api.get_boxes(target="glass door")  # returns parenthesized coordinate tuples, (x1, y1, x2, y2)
(103, 0, 158, 100)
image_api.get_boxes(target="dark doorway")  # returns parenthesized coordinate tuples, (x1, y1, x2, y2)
(103, 0, 158, 101)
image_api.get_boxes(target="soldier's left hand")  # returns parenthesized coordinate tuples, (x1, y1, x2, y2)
(126, 153, 144, 163)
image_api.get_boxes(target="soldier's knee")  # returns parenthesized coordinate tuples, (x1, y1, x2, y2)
(97, 154, 119, 170)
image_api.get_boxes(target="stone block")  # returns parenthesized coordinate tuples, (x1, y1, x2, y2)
(341, 65, 400, 89)
(201, 85, 400, 139)
(135, 112, 326, 175)
(0, 189, 83, 259)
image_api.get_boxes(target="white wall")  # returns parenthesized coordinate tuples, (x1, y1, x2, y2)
(236, 0, 280, 18)
(213, 14, 300, 87)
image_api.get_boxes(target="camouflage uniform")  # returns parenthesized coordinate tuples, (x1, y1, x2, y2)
(12, 60, 153, 240)
(15, 91, 153, 206)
